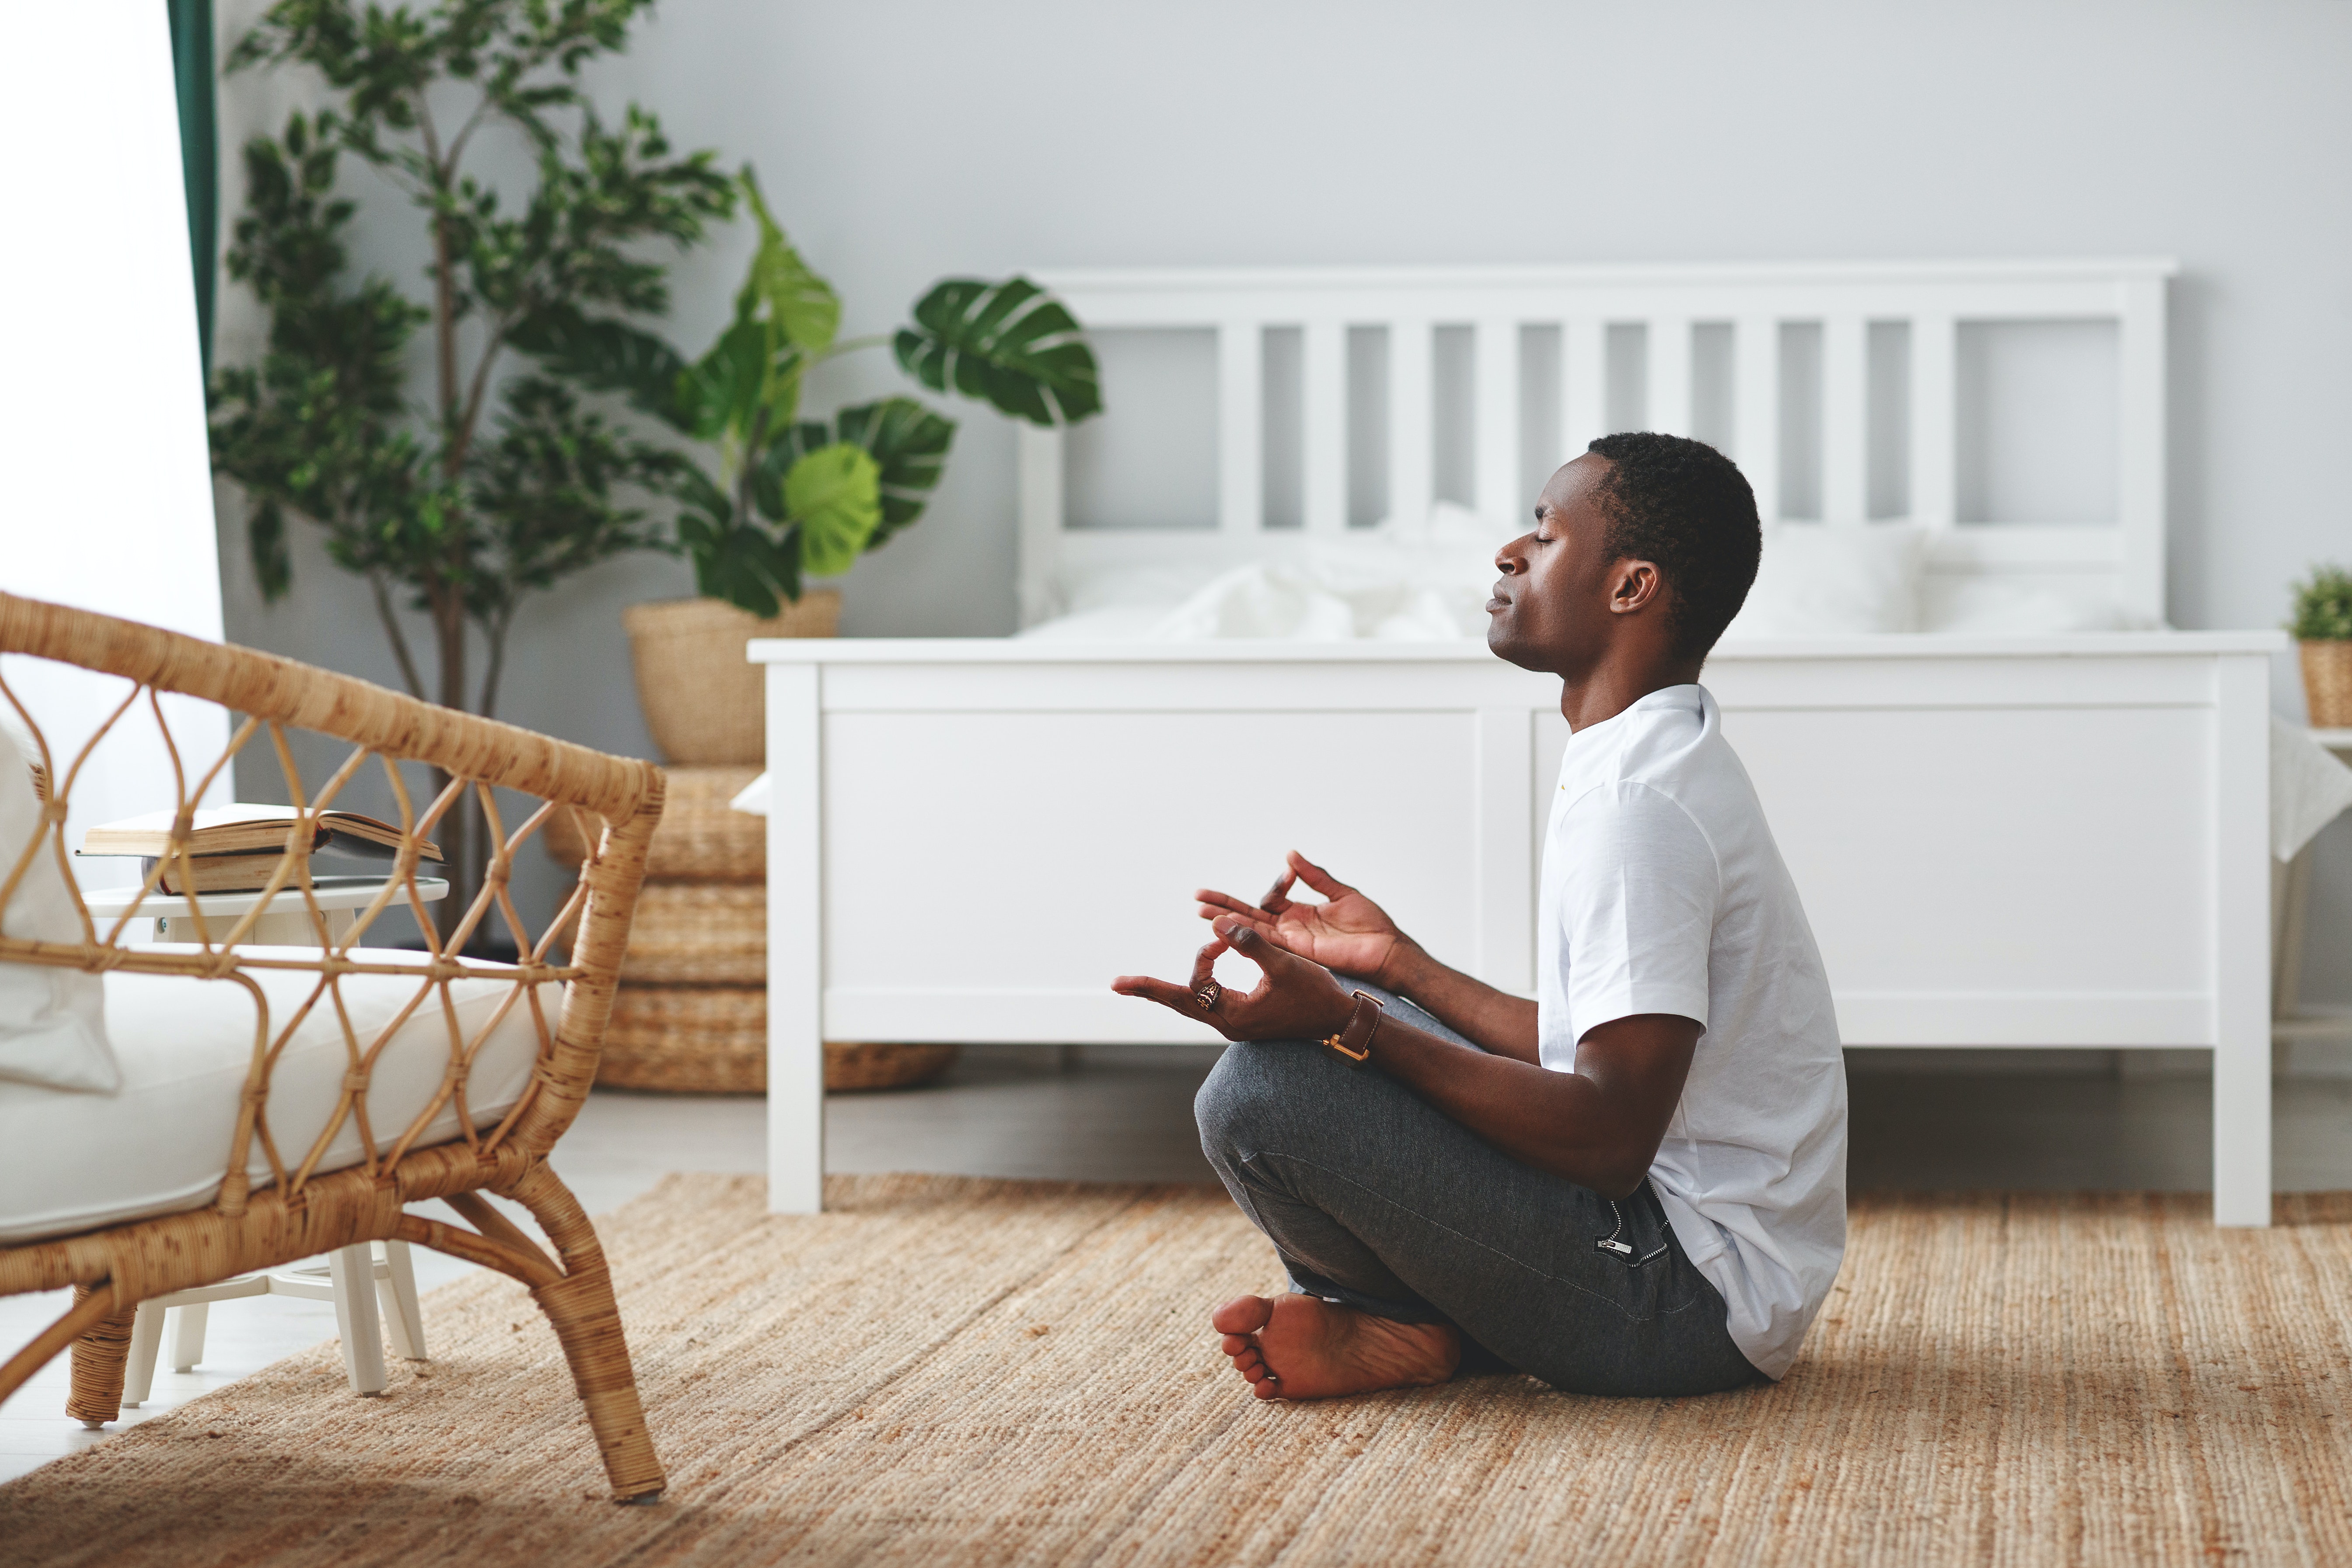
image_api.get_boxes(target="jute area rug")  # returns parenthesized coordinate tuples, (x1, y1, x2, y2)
(4, 1177, 2351, 1567)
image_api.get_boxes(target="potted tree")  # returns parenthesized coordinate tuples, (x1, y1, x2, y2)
(210, 0, 732, 932)
(2290, 564, 2352, 728)
(515, 176, 1102, 765)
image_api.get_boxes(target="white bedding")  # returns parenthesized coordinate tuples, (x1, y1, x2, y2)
(1019, 509, 2153, 642)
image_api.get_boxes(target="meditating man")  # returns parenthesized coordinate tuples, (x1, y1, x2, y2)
(1113, 432, 1846, 1400)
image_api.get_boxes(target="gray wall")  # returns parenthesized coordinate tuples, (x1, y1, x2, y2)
(213, 0, 2352, 986)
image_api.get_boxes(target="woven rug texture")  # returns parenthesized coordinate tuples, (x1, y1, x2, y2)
(3, 1174, 2350, 1566)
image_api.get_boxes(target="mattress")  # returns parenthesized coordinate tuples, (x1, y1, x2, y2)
(0, 947, 550, 1244)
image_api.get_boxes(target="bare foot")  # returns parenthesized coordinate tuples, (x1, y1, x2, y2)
(1212, 1293, 1461, 1400)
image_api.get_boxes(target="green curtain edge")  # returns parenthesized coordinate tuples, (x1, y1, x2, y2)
(168, 0, 217, 377)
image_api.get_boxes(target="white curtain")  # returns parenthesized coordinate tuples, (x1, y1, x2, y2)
(0, 1, 232, 885)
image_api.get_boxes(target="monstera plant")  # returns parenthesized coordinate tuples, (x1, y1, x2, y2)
(511, 171, 1101, 765)
(516, 173, 1102, 618)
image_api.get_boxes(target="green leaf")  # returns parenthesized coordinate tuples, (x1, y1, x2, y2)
(682, 318, 784, 444)
(783, 444, 881, 579)
(737, 170, 839, 356)
(507, 304, 693, 430)
(833, 397, 955, 545)
(893, 276, 1101, 427)
(248, 498, 293, 601)
(749, 420, 832, 522)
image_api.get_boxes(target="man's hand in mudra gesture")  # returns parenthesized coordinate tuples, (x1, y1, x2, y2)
(1111, 918, 1358, 1043)
(1190, 851, 1416, 988)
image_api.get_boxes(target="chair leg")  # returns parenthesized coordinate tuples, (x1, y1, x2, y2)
(377, 1240, 426, 1362)
(171, 1301, 210, 1373)
(122, 1302, 165, 1408)
(326, 1245, 388, 1396)
(64, 1285, 140, 1429)
(506, 1164, 666, 1503)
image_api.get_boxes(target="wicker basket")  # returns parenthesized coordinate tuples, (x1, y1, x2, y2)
(619, 883, 765, 985)
(600, 986, 768, 1093)
(622, 594, 839, 766)
(597, 985, 961, 1094)
(545, 764, 763, 880)
(2302, 642, 2352, 729)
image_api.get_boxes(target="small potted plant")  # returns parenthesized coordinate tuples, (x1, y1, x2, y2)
(515, 175, 1101, 764)
(2289, 564, 2352, 729)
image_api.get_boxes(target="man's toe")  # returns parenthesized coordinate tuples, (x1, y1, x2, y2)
(1211, 1294, 1276, 1336)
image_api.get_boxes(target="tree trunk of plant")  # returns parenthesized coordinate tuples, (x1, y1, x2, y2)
(430, 585, 473, 946)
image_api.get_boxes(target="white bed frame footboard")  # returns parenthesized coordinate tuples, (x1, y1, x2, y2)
(757, 633, 2279, 1225)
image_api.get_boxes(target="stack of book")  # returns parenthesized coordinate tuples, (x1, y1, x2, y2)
(80, 805, 442, 894)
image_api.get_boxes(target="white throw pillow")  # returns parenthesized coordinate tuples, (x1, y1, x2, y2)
(1721, 522, 1928, 638)
(0, 719, 117, 1092)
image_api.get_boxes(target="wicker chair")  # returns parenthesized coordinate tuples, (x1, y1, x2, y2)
(0, 593, 669, 1503)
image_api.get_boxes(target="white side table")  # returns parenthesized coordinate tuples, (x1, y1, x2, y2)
(80, 873, 449, 945)
(78, 872, 451, 1411)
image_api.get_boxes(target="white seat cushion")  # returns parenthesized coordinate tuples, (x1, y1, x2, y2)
(0, 716, 116, 1093)
(0, 946, 550, 1244)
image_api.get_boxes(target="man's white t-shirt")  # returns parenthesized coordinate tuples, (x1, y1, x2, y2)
(1536, 683, 1847, 1379)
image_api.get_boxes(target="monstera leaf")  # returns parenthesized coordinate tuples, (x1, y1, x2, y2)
(835, 398, 956, 544)
(678, 316, 797, 444)
(751, 398, 956, 549)
(737, 171, 839, 356)
(782, 443, 882, 579)
(894, 277, 1101, 427)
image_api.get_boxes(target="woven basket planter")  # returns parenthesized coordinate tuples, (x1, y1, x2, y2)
(2302, 642, 2352, 729)
(545, 764, 762, 880)
(597, 985, 960, 1094)
(622, 594, 839, 766)
(619, 883, 765, 985)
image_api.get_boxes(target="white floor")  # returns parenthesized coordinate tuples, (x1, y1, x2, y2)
(9, 1045, 2352, 1484)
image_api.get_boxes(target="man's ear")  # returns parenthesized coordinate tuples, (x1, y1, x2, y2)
(1609, 560, 1665, 615)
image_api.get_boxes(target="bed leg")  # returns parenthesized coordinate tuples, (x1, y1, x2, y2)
(2210, 650, 2272, 1228)
(765, 658, 826, 1215)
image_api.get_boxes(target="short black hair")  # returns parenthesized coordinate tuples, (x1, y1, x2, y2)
(1582, 432, 1761, 660)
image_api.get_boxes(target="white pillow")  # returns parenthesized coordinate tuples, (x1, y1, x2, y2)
(1919, 579, 2153, 635)
(0, 719, 117, 1093)
(1722, 522, 1927, 638)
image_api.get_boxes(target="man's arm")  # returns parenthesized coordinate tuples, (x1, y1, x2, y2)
(1378, 941, 1540, 1065)
(1195, 851, 1540, 1063)
(1115, 923, 1695, 1198)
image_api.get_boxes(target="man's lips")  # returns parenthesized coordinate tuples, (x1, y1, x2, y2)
(1486, 586, 1510, 614)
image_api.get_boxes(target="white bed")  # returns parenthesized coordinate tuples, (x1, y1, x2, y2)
(751, 260, 2283, 1225)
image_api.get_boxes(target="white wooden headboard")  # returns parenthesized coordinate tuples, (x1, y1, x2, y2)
(1015, 259, 2174, 628)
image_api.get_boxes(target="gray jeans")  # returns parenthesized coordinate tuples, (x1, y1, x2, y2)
(1194, 982, 1762, 1398)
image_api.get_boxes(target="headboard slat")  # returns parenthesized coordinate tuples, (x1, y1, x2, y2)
(1909, 313, 1958, 532)
(1304, 321, 1348, 534)
(1823, 314, 1870, 524)
(1474, 317, 1520, 520)
(1390, 318, 1435, 528)
(1216, 321, 1263, 537)
(1562, 317, 1607, 471)
(1648, 315, 1693, 440)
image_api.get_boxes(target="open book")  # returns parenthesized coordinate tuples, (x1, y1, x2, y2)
(80, 805, 443, 894)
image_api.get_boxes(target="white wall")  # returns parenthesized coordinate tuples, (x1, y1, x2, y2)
(2, 1, 229, 881)
(210, 0, 2352, 989)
